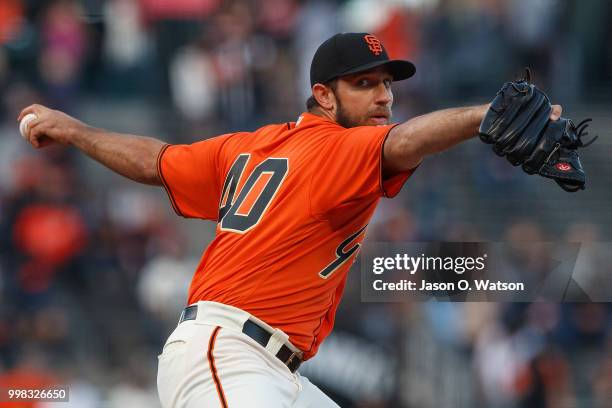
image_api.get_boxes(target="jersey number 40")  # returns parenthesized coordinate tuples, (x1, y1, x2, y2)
(219, 154, 288, 233)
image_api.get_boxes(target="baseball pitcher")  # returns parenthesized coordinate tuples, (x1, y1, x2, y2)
(18, 33, 592, 407)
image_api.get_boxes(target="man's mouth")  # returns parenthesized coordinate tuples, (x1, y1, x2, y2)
(369, 114, 389, 125)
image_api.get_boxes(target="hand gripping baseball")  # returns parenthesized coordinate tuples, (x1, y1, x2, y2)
(17, 104, 84, 148)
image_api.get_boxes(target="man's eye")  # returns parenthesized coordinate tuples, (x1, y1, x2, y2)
(358, 79, 370, 87)
(384, 79, 392, 88)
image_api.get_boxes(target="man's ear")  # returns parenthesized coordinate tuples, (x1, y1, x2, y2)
(312, 83, 336, 111)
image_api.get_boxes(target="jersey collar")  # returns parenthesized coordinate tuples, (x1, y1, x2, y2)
(295, 112, 340, 128)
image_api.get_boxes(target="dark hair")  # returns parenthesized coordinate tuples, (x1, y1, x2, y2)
(306, 80, 338, 112)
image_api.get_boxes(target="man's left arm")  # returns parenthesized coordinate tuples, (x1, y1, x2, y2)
(382, 104, 562, 177)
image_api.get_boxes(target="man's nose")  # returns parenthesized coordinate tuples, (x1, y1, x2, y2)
(374, 83, 392, 105)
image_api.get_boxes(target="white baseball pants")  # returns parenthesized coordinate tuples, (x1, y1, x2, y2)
(156, 301, 339, 408)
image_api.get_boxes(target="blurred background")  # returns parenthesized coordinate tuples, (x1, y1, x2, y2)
(0, 0, 611, 407)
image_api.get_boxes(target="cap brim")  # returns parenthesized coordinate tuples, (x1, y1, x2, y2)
(340, 59, 416, 81)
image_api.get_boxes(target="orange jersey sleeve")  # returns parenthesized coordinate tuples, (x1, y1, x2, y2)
(157, 135, 233, 220)
(310, 123, 412, 218)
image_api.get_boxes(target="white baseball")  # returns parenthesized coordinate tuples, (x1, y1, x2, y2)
(19, 113, 37, 140)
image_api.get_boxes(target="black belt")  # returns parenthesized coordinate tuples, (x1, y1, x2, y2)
(179, 305, 302, 373)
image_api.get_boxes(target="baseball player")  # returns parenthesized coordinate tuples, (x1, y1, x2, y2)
(19, 33, 566, 407)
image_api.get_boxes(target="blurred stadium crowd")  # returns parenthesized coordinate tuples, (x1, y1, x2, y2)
(0, 0, 610, 407)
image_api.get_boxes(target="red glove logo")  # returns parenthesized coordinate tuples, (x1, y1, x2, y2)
(555, 162, 572, 172)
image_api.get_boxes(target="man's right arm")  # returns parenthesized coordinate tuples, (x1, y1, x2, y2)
(18, 104, 165, 186)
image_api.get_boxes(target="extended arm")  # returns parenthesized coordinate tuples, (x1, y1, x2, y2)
(382, 104, 488, 176)
(382, 104, 562, 176)
(18, 104, 165, 185)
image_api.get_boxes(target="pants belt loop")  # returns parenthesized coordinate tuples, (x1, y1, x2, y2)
(266, 329, 289, 356)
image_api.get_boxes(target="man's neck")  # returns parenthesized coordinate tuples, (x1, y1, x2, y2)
(309, 107, 336, 123)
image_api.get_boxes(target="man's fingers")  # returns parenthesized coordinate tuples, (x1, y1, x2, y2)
(18, 105, 36, 122)
(17, 104, 45, 122)
(28, 122, 49, 148)
(28, 126, 40, 148)
(17, 109, 29, 123)
(550, 104, 562, 121)
(28, 121, 56, 149)
(18, 105, 58, 149)
(23, 118, 40, 139)
(20, 108, 43, 142)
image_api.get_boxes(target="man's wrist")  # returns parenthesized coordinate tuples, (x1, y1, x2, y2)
(67, 122, 92, 147)
(475, 104, 489, 122)
(471, 104, 489, 133)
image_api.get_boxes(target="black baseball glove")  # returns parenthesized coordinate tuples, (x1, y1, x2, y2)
(479, 70, 597, 192)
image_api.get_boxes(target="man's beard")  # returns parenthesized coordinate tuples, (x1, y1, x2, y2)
(335, 97, 359, 128)
(333, 93, 391, 128)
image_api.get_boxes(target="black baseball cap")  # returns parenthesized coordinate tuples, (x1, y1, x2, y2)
(310, 32, 416, 87)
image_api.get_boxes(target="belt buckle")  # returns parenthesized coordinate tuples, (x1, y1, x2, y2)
(284, 351, 298, 366)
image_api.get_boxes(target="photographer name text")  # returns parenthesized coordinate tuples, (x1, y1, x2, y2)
(372, 279, 525, 292)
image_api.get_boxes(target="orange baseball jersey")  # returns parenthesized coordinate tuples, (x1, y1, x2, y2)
(157, 112, 416, 359)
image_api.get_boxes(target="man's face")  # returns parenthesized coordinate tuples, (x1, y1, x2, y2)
(332, 67, 394, 128)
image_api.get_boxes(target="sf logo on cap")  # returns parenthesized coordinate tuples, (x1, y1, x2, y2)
(364, 35, 383, 56)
